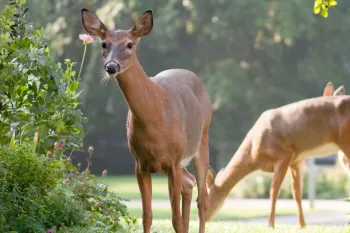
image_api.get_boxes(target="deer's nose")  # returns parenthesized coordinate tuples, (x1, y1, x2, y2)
(105, 62, 120, 74)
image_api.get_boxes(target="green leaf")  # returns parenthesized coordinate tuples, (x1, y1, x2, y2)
(69, 81, 79, 93)
(9, 130, 16, 148)
(321, 8, 329, 18)
(314, 5, 321, 14)
(329, 0, 337, 6)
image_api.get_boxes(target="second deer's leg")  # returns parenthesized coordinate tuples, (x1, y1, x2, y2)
(135, 163, 152, 233)
(193, 129, 209, 233)
(289, 162, 306, 228)
(268, 156, 291, 228)
(181, 168, 196, 233)
(168, 165, 184, 233)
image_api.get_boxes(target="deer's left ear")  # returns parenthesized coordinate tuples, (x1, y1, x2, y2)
(323, 82, 334, 96)
(131, 10, 153, 37)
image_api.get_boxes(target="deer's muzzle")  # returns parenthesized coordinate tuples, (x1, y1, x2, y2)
(105, 62, 120, 74)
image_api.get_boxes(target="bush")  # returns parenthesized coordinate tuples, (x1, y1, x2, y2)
(63, 151, 137, 232)
(0, 144, 65, 195)
(0, 144, 86, 233)
(0, 0, 86, 153)
(0, 1, 137, 232)
(0, 144, 137, 233)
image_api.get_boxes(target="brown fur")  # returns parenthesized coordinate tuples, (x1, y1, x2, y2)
(81, 9, 212, 233)
(206, 82, 350, 228)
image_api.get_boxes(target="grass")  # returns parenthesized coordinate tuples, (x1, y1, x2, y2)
(99, 175, 332, 221)
(99, 175, 171, 199)
(127, 205, 326, 221)
(101, 175, 349, 232)
(97, 172, 349, 201)
(132, 220, 349, 233)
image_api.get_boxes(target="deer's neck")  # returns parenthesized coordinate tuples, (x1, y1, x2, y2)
(207, 140, 256, 220)
(216, 141, 256, 190)
(116, 59, 165, 123)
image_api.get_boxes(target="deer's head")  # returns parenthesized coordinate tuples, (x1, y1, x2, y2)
(81, 8, 153, 78)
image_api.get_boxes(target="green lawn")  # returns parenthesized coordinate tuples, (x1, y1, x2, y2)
(127, 205, 325, 221)
(100, 175, 348, 232)
(98, 175, 171, 199)
(131, 220, 349, 233)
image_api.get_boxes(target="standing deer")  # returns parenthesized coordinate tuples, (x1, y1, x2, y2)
(206, 82, 350, 228)
(81, 9, 212, 233)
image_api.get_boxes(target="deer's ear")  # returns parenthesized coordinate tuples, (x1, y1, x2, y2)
(131, 10, 153, 37)
(334, 85, 345, 96)
(81, 8, 108, 39)
(323, 82, 334, 96)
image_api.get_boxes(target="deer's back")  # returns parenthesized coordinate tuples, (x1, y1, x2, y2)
(249, 96, 350, 163)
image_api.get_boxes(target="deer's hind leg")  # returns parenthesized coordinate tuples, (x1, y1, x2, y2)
(289, 162, 306, 228)
(193, 125, 210, 233)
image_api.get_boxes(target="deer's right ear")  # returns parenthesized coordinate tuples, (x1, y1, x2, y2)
(323, 82, 334, 96)
(334, 85, 345, 96)
(81, 8, 108, 39)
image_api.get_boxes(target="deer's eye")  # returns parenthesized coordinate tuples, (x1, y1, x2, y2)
(101, 42, 107, 49)
(126, 42, 134, 49)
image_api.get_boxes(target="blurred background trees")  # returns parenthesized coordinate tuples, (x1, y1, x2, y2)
(23, 0, 350, 174)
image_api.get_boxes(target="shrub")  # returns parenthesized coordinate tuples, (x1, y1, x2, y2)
(0, 0, 86, 153)
(0, 144, 86, 233)
(0, 1, 137, 232)
(63, 150, 137, 232)
(0, 144, 66, 195)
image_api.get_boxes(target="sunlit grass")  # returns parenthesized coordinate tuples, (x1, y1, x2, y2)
(133, 220, 349, 233)
(127, 205, 326, 221)
(98, 175, 171, 199)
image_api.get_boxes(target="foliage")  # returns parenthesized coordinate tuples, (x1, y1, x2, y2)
(0, 144, 86, 233)
(63, 165, 138, 232)
(0, 143, 66, 195)
(0, 2, 136, 232)
(314, 0, 337, 18)
(0, 144, 137, 233)
(0, 0, 86, 154)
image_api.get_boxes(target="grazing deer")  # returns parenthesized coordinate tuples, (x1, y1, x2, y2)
(206, 82, 349, 228)
(81, 9, 212, 233)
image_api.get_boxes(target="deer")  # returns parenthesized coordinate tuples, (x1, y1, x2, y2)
(81, 8, 212, 233)
(205, 82, 350, 228)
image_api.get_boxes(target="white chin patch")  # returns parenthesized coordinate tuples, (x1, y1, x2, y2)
(106, 72, 117, 78)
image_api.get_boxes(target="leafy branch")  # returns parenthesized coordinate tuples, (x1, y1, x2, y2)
(314, 0, 337, 18)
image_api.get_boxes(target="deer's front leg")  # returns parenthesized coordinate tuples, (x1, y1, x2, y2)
(135, 163, 152, 233)
(168, 165, 184, 233)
